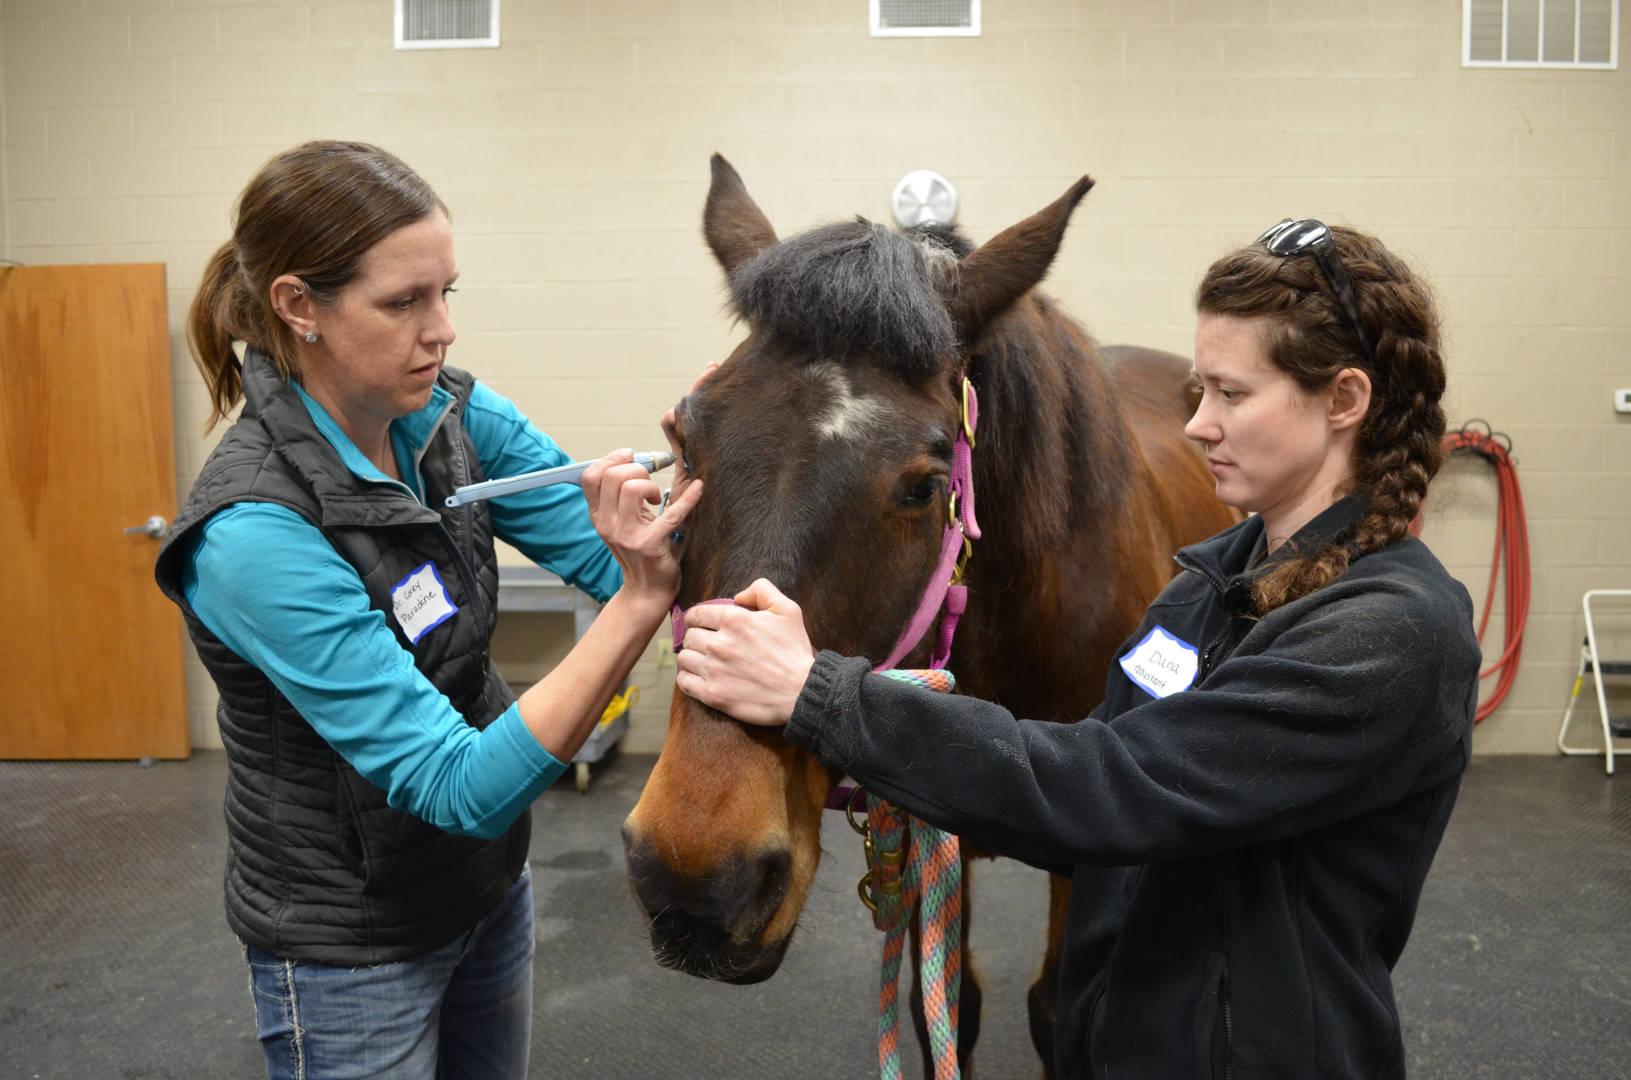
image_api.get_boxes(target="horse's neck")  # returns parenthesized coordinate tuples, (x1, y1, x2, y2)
(956, 314, 1161, 716)
(968, 315, 1144, 558)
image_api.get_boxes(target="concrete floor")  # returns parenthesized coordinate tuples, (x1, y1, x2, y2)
(1, 751, 1627, 1079)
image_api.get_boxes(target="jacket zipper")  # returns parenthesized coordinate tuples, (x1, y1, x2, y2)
(438, 517, 490, 672)
(1175, 552, 1232, 685)
(1177, 552, 1234, 1080)
(439, 406, 494, 680)
(1173, 551, 1229, 597)
(373, 398, 495, 683)
(1198, 635, 1226, 682)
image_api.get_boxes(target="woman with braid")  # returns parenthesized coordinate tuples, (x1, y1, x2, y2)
(672, 220, 1480, 1078)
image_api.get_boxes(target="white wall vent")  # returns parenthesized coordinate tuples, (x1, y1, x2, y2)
(1463, 0, 1618, 68)
(871, 0, 981, 38)
(395, 0, 500, 51)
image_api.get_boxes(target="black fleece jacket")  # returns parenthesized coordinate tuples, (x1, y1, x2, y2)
(787, 496, 1480, 1079)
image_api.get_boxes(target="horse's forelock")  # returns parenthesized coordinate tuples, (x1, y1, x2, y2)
(728, 219, 964, 380)
(907, 221, 975, 259)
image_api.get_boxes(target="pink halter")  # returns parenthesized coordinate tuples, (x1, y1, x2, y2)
(670, 377, 980, 674)
(876, 377, 980, 672)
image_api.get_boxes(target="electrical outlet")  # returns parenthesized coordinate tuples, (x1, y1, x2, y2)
(1617, 388, 1631, 414)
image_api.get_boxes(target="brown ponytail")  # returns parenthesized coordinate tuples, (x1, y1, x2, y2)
(1195, 227, 1447, 615)
(185, 140, 448, 429)
(187, 240, 254, 426)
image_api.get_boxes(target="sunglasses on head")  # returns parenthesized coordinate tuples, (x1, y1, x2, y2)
(1255, 218, 1377, 368)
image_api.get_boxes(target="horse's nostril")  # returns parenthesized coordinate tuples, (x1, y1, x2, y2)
(622, 833, 672, 921)
(750, 849, 791, 928)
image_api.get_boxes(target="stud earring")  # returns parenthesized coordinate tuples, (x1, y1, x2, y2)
(304, 331, 318, 343)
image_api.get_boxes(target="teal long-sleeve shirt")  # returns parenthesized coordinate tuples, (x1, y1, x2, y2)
(180, 378, 623, 840)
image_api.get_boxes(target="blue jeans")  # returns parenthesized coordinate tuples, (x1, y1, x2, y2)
(243, 866, 534, 1080)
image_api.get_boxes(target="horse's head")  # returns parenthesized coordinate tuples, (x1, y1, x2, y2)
(622, 155, 1093, 983)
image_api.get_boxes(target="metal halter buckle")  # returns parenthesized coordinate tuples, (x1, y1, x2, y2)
(950, 535, 974, 586)
(960, 376, 977, 447)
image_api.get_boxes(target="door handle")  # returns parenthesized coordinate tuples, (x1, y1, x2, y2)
(123, 515, 169, 539)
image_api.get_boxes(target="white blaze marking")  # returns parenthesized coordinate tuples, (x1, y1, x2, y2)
(811, 362, 884, 441)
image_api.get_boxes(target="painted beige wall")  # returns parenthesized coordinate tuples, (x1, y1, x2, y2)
(2, 0, 1627, 756)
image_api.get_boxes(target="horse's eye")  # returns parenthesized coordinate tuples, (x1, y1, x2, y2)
(901, 478, 939, 507)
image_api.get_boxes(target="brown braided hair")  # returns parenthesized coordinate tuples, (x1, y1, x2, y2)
(1195, 225, 1447, 614)
(186, 140, 447, 428)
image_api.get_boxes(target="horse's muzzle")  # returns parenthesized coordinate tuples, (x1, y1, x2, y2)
(622, 829, 793, 983)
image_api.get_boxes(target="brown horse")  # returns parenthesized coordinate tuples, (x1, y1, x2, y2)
(622, 155, 1234, 1074)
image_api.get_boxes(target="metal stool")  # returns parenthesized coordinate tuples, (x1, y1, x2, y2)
(1557, 589, 1631, 776)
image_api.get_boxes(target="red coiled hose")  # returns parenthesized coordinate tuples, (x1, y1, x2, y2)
(1437, 423, 1530, 724)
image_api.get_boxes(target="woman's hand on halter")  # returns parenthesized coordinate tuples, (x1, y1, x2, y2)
(580, 449, 703, 617)
(675, 579, 815, 727)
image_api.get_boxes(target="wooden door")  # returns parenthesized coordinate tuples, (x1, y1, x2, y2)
(0, 264, 188, 759)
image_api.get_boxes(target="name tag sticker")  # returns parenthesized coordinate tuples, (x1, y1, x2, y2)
(1119, 625, 1200, 700)
(391, 562, 458, 645)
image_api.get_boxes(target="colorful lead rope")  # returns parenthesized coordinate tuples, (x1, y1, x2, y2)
(854, 668, 962, 1080)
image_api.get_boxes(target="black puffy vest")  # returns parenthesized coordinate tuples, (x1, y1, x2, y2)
(154, 350, 526, 964)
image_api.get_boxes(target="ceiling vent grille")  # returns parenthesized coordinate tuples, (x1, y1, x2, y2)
(396, 0, 500, 50)
(871, 0, 980, 37)
(1463, 0, 1618, 68)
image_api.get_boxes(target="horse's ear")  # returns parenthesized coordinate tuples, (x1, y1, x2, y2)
(703, 154, 777, 277)
(949, 175, 1094, 343)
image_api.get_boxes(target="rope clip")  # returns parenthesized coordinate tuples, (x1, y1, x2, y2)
(950, 535, 974, 586)
(960, 376, 977, 447)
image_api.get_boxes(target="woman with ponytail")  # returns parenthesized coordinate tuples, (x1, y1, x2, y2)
(154, 141, 701, 1078)
(678, 220, 1481, 1077)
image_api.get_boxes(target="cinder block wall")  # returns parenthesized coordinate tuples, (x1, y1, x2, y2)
(2, 0, 1627, 755)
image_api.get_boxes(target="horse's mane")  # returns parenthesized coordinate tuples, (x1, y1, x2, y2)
(728, 218, 965, 380)
(968, 294, 1140, 557)
(729, 216, 1138, 559)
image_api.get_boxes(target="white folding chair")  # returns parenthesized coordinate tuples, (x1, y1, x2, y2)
(1557, 589, 1631, 776)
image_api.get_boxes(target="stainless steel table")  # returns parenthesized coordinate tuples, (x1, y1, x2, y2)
(495, 565, 625, 792)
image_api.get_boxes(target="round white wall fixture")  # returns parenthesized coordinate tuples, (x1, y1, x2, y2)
(891, 169, 958, 228)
